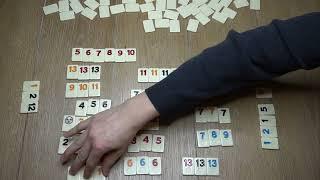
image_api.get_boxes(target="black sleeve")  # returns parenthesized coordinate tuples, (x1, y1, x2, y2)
(145, 12, 320, 120)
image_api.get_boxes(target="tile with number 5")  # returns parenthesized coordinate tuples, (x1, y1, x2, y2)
(72, 48, 83, 62)
(152, 135, 165, 152)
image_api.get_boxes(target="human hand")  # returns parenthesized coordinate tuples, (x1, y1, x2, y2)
(60, 92, 159, 178)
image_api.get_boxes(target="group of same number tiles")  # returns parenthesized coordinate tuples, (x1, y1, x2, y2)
(71, 48, 137, 62)
(20, 81, 40, 113)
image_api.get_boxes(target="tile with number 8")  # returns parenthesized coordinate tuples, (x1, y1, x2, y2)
(208, 129, 221, 146)
(105, 48, 115, 62)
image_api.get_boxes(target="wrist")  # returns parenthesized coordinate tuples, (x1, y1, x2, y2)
(123, 92, 160, 129)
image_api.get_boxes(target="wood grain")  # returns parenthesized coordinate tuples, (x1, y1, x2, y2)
(0, 0, 319, 180)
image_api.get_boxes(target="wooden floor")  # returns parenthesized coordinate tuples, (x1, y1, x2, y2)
(0, 0, 319, 179)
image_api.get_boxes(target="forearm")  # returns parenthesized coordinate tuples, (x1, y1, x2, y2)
(146, 12, 320, 120)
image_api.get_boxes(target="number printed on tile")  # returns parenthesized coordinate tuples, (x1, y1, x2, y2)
(115, 49, 126, 62)
(124, 157, 137, 175)
(77, 83, 89, 97)
(88, 82, 100, 97)
(137, 156, 149, 174)
(182, 157, 195, 175)
(99, 99, 111, 112)
(23, 81, 40, 92)
(259, 115, 277, 126)
(220, 129, 233, 146)
(78, 65, 90, 80)
(139, 134, 152, 151)
(261, 137, 279, 150)
(20, 101, 38, 113)
(75, 100, 88, 116)
(72, 48, 83, 62)
(158, 68, 170, 81)
(105, 48, 115, 62)
(93, 49, 105, 62)
(131, 89, 144, 98)
(87, 99, 100, 115)
(218, 108, 231, 123)
(148, 68, 160, 82)
(128, 136, 140, 153)
(67, 65, 78, 79)
(22, 91, 39, 103)
(195, 158, 207, 175)
(208, 129, 221, 146)
(65, 83, 78, 98)
(149, 157, 161, 175)
(258, 104, 275, 115)
(83, 48, 93, 62)
(260, 126, 278, 138)
(126, 48, 136, 62)
(207, 158, 219, 175)
(138, 68, 149, 82)
(58, 136, 73, 154)
(197, 130, 209, 147)
(151, 135, 165, 152)
(89, 65, 101, 79)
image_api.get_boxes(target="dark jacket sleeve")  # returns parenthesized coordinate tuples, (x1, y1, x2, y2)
(145, 12, 320, 120)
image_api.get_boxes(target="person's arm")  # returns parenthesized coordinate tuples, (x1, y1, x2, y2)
(146, 12, 320, 120)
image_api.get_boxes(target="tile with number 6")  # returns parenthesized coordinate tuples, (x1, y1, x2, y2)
(83, 48, 93, 62)
(99, 99, 112, 112)
(149, 157, 161, 175)
(137, 156, 149, 174)
(124, 157, 137, 175)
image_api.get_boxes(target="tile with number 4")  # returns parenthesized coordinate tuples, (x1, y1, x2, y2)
(207, 158, 219, 176)
(78, 65, 90, 80)
(208, 129, 221, 146)
(126, 48, 136, 62)
(152, 135, 165, 152)
(75, 100, 88, 116)
(66, 65, 78, 79)
(58, 136, 73, 154)
(138, 68, 149, 82)
(218, 108, 231, 123)
(114, 49, 127, 62)
(128, 136, 140, 153)
(93, 49, 105, 62)
(195, 158, 207, 175)
(182, 157, 195, 175)
(124, 157, 137, 175)
(87, 99, 100, 115)
(72, 48, 83, 62)
(89, 65, 101, 80)
(88, 82, 100, 97)
(137, 156, 149, 174)
(148, 68, 160, 82)
(197, 130, 209, 147)
(220, 129, 233, 146)
(77, 83, 89, 97)
(139, 134, 152, 151)
(149, 157, 161, 175)
(62, 115, 78, 132)
(99, 99, 112, 112)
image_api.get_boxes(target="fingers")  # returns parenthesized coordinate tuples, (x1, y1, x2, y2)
(61, 132, 87, 164)
(64, 119, 90, 138)
(101, 149, 125, 176)
(69, 141, 91, 176)
(83, 149, 104, 179)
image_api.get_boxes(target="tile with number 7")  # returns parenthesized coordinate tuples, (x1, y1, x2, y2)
(218, 108, 231, 123)
(197, 130, 209, 147)
(93, 49, 105, 62)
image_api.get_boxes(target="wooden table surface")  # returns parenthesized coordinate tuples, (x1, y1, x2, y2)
(0, 0, 319, 180)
